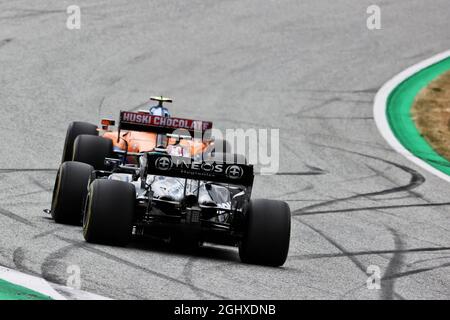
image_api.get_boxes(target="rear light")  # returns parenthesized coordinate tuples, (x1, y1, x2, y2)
(101, 119, 115, 130)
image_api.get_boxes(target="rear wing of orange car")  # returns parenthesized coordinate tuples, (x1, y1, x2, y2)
(118, 111, 213, 138)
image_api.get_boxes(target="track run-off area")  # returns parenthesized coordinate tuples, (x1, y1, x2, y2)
(0, 1, 450, 299)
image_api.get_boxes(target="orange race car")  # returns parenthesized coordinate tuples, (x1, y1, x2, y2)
(102, 97, 209, 157)
(59, 96, 225, 169)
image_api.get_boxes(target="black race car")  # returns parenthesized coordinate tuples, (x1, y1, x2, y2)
(50, 99, 291, 266)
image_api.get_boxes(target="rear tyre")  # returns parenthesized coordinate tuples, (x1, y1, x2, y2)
(51, 161, 94, 225)
(61, 122, 98, 164)
(239, 199, 291, 267)
(83, 179, 135, 246)
(72, 135, 113, 170)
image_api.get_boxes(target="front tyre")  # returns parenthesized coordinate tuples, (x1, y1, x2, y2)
(83, 179, 135, 246)
(239, 199, 291, 267)
(51, 161, 94, 225)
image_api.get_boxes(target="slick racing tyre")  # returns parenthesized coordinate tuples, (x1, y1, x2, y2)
(239, 199, 291, 267)
(83, 179, 135, 246)
(51, 161, 94, 225)
(72, 135, 113, 170)
(61, 122, 98, 164)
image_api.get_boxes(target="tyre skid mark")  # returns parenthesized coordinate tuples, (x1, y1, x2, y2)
(291, 246, 450, 261)
(0, 168, 57, 173)
(55, 236, 228, 299)
(364, 163, 423, 200)
(297, 219, 367, 273)
(296, 202, 450, 216)
(306, 133, 396, 153)
(380, 228, 406, 300)
(12, 228, 66, 277)
(28, 174, 53, 192)
(406, 255, 450, 268)
(0, 8, 64, 20)
(383, 261, 450, 281)
(181, 257, 206, 299)
(290, 98, 340, 117)
(13, 247, 41, 277)
(293, 144, 426, 216)
(0, 38, 13, 48)
(97, 96, 106, 116)
(0, 189, 50, 201)
(265, 171, 324, 176)
(2, 200, 49, 207)
(0, 206, 35, 227)
(41, 244, 77, 285)
(296, 116, 374, 120)
(279, 88, 378, 94)
(271, 183, 315, 200)
(33, 227, 64, 240)
(295, 218, 373, 299)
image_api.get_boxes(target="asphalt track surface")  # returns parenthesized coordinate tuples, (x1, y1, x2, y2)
(0, 0, 450, 300)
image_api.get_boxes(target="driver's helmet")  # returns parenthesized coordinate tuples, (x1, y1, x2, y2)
(149, 105, 171, 117)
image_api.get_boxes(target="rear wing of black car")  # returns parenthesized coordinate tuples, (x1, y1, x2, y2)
(118, 111, 213, 137)
(146, 152, 254, 187)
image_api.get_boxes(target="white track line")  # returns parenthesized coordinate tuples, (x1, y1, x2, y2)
(0, 266, 110, 300)
(373, 50, 450, 182)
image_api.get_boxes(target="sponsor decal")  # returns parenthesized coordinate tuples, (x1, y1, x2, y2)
(121, 111, 212, 132)
(155, 156, 172, 171)
(153, 156, 234, 178)
(225, 165, 244, 179)
(149, 154, 252, 184)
